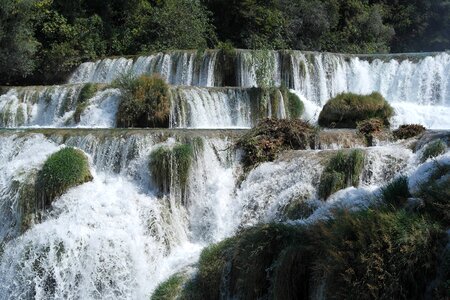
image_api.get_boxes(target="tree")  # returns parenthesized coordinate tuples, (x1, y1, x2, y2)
(0, 0, 39, 83)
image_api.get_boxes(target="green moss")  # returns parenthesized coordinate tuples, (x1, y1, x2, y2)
(149, 143, 193, 196)
(421, 140, 446, 163)
(236, 118, 316, 170)
(393, 124, 426, 140)
(16, 105, 26, 126)
(318, 150, 365, 199)
(116, 74, 170, 128)
(283, 199, 318, 220)
(152, 273, 187, 300)
(318, 92, 394, 128)
(381, 176, 410, 209)
(311, 209, 445, 299)
(287, 91, 304, 119)
(73, 83, 98, 123)
(36, 147, 93, 209)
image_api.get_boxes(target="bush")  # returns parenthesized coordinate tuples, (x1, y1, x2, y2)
(74, 83, 98, 123)
(116, 74, 170, 128)
(357, 118, 384, 146)
(381, 176, 411, 209)
(152, 273, 187, 300)
(318, 92, 394, 128)
(36, 147, 92, 208)
(236, 118, 316, 169)
(318, 150, 365, 199)
(311, 209, 445, 299)
(393, 124, 426, 140)
(421, 140, 446, 163)
(149, 144, 193, 197)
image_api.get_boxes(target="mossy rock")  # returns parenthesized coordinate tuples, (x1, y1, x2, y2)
(421, 140, 446, 163)
(236, 118, 316, 170)
(280, 86, 304, 119)
(149, 143, 193, 197)
(116, 74, 170, 128)
(36, 147, 93, 209)
(318, 92, 394, 128)
(393, 124, 426, 140)
(282, 199, 319, 220)
(152, 273, 188, 300)
(318, 150, 365, 199)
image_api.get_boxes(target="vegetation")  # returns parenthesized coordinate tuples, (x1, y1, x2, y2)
(421, 140, 447, 163)
(380, 176, 410, 209)
(148, 143, 194, 197)
(282, 199, 318, 220)
(280, 87, 304, 119)
(1, 0, 449, 85)
(236, 118, 316, 170)
(318, 92, 394, 128)
(115, 74, 170, 128)
(36, 147, 92, 209)
(152, 273, 187, 300)
(74, 83, 98, 123)
(318, 150, 365, 199)
(393, 124, 426, 140)
(357, 118, 384, 146)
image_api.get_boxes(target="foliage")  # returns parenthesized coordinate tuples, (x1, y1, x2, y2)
(318, 150, 365, 199)
(393, 124, 426, 140)
(236, 118, 316, 170)
(421, 140, 447, 163)
(381, 176, 410, 209)
(116, 74, 170, 128)
(311, 209, 445, 299)
(0, 0, 39, 83)
(357, 118, 384, 146)
(282, 199, 318, 220)
(148, 143, 193, 197)
(74, 83, 98, 123)
(36, 147, 92, 208)
(318, 92, 394, 128)
(281, 88, 304, 119)
(152, 273, 187, 300)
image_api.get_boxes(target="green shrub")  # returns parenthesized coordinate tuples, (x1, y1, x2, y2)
(152, 273, 187, 300)
(421, 140, 446, 163)
(318, 150, 365, 199)
(217, 41, 235, 57)
(381, 176, 411, 209)
(311, 209, 445, 299)
(236, 118, 316, 170)
(74, 83, 98, 123)
(116, 74, 170, 128)
(393, 124, 426, 140)
(318, 92, 394, 128)
(149, 144, 193, 196)
(36, 147, 92, 208)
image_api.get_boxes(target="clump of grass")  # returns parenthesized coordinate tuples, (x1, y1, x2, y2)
(73, 83, 98, 123)
(236, 118, 316, 170)
(152, 273, 187, 300)
(36, 147, 92, 209)
(393, 124, 426, 140)
(421, 140, 446, 163)
(115, 74, 170, 128)
(318, 150, 365, 199)
(149, 143, 193, 196)
(310, 209, 445, 299)
(318, 92, 394, 128)
(381, 175, 411, 209)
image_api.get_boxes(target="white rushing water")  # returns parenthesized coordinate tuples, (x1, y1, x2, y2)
(0, 128, 448, 299)
(1, 50, 449, 129)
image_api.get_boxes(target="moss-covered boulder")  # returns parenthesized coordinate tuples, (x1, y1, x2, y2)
(116, 74, 170, 128)
(236, 118, 316, 170)
(318, 92, 394, 128)
(36, 147, 92, 209)
(149, 143, 193, 197)
(393, 124, 426, 140)
(318, 149, 365, 199)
